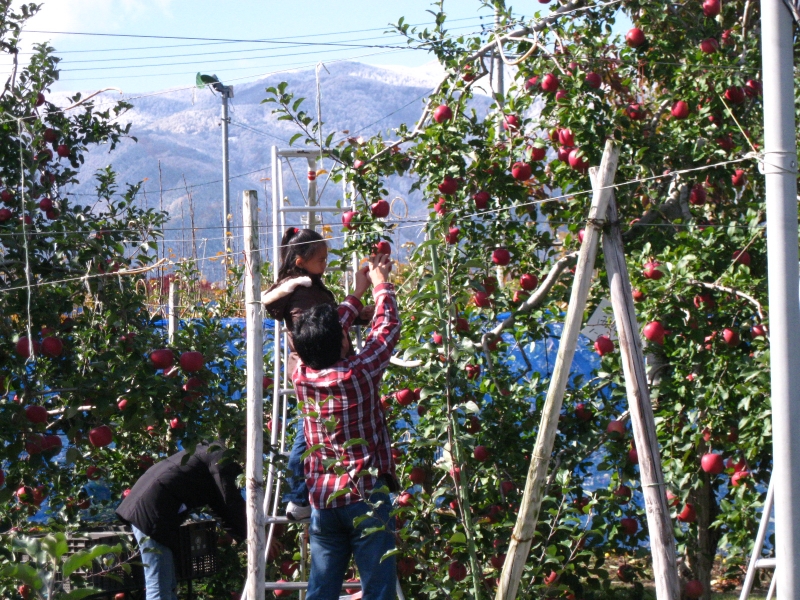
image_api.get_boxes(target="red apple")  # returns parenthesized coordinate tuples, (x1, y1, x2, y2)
(585, 72, 602, 89)
(150, 348, 174, 369)
(642, 261, 663, 280)
(620, 517, 639, 535)
(117, 398, 128, 411)
(35, 92, 45, 106)
(643, 321, 665, 345)
(26, 434, 45, 455)
(511, 162, 532, 181)
(448, 560, 468, 582)
(433, 104, 453, 123)
(473, 445, 490, 462)
(520, 273, 538, 290)
(342, 210, 356, 230)
(626, 103, 645, 120)
(575, 403, 593, 422)
(568, 148, 589, 172)
(15, 336, 40, 358)
(722, 328, 740, 347)
(555, 89, 569, 101)
(41, 336, 63, 358)
(170, 417, 184, 430)
(0, 469, 4, 487)
(465, 415, 481, 434)
(473, 190, 490, 209)
(502, 114, 520, 131)
(528, 145, 546, 161)
(703, 0, 720, 16)
(38, 197, 53, 211)
(87, 466, 101, 480)
(685, 580, 704, 599)
(632, 289, 645, 302)
(396, 388, 415, 406)
(689, 185, 707, 205)
(438, 176, 459, 195)
(701, 453, 724, 475)
(725, 457, 747, 472)
(731, 169, 747, 187)
(751, 324, 766, 337)
(445, 226, 460, 244)
(557, 146, 572, 163)
(0, 207, 12, 222)
(722, 28, 734, 45)
(745, 79, 762, 97)
(606, 419, 625, 439)
(89, 425, 113, 447)
(370, 199, 391, 218)
(490, 554, 506, 569)
(699, 38, 719, 53)
(375, 240, 391, 256)
(501, 480, 515, 495)
(614, 485, 632, 503)
(397, 556, 416, 576)
(671, 100, 689, 119)
(465, 364, 481, 379)
(434, 197, 447, 216)
(628, 448, 639, 464)
(558, 128, 575, 147)
(456, 317, 469, 333)
(56, 144, 70, 158)
(25, 405, 48, 424)
(397, 491, 414, 507)
(594, 335, 614, 356)
(731, 470, 749, 487)
(677, 503, 697, 522)
(179, 351, 204, 372)
(409, 467, 426, 485)
(617, 565, 635, 583)
(491, 248, 511, 266)
(525, 76, 539, 92)
(544, 570, 559, 585)
(473, 291, 491, 308)
(513, 290, 529, 304)
(725, 86, 745, 105)
(626, 28, 646, 48)
(541, 73, 559, 93)
(432, 332, 443, 345)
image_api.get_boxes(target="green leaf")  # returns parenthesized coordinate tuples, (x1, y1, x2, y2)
(64, 589, 104, 600)
(449, 532, 466, 545)
(289, 133, 303, 146)
(342, 438, 369, 449)
(63, 544, 121, 578)
(326, 489, 350, 505)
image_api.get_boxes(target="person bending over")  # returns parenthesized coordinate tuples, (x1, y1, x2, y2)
(292, 253, 400, 600)
(116, 442, 246, 600)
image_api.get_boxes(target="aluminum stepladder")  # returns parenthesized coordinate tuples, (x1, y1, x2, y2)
(739, 476, 777, 600)
(261, 146, 405, 600)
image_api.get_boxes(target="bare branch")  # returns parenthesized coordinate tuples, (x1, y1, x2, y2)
(688, 279, 766, 322)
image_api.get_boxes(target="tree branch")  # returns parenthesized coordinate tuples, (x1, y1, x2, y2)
(688, 279, 766, 323)
(481, 251, 579, 369)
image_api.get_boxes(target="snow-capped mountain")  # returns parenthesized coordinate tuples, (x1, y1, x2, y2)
(59, 60, 492, 279)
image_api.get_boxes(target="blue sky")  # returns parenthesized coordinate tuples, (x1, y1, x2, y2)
(10, 1, 631, 95)
(13, 0, 507, 93)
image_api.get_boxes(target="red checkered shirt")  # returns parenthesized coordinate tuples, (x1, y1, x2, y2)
(292, 283, 400, 509)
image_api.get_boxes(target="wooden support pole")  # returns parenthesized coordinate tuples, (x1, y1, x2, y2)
(243, 189, 266, 600)
(496, 140, 620, 600)
(600, 188, 680, 600)
(168, 280, 178, 343)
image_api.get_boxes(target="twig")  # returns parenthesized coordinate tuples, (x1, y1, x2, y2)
(62, 88, 123, 111)
(687, 280, 766, 322)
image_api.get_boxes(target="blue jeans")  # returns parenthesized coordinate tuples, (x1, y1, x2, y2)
(307, 492, 396, 600)
(132, 525, 178, 600)
(284, 418, 309, 505)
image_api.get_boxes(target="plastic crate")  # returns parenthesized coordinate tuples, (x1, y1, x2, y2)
(60, 531, 144, 594)
(176, 519, 219, 580)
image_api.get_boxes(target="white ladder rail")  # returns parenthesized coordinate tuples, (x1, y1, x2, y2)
(739, 475, 776, 600)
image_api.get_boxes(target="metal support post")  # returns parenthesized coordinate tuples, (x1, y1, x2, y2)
(220, 85, 233, 283)
(760, 1, 800, 597)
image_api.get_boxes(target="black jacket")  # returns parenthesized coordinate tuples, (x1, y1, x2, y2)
(115, 443, 246, 554)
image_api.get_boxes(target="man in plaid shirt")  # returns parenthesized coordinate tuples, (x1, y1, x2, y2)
(291, 253, 400, 600)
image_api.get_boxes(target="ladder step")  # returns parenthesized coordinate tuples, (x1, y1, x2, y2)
(264, 581, 361, 591)
(265, 515, 310, 525)
(755, 557, 777, 569)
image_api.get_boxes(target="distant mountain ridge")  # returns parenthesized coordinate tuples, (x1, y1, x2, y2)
(52, 60, 494, 279)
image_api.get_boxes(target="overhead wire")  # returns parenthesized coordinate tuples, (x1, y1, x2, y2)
(0, 154, 758, 295)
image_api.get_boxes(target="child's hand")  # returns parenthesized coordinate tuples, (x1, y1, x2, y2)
(359, 304, 376, 322)
(354, 264, 371, 298)
(368, 254, 391, 286)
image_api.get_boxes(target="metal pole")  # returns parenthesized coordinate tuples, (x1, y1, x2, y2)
(221, 88, 232, 283)
(761, 1, 800, 596)
(168, 280, 178, 344)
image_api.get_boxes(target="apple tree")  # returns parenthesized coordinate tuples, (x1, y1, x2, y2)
(265, 0, 773, 598)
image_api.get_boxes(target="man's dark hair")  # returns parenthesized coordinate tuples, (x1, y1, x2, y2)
(292, 303, 342, 370)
